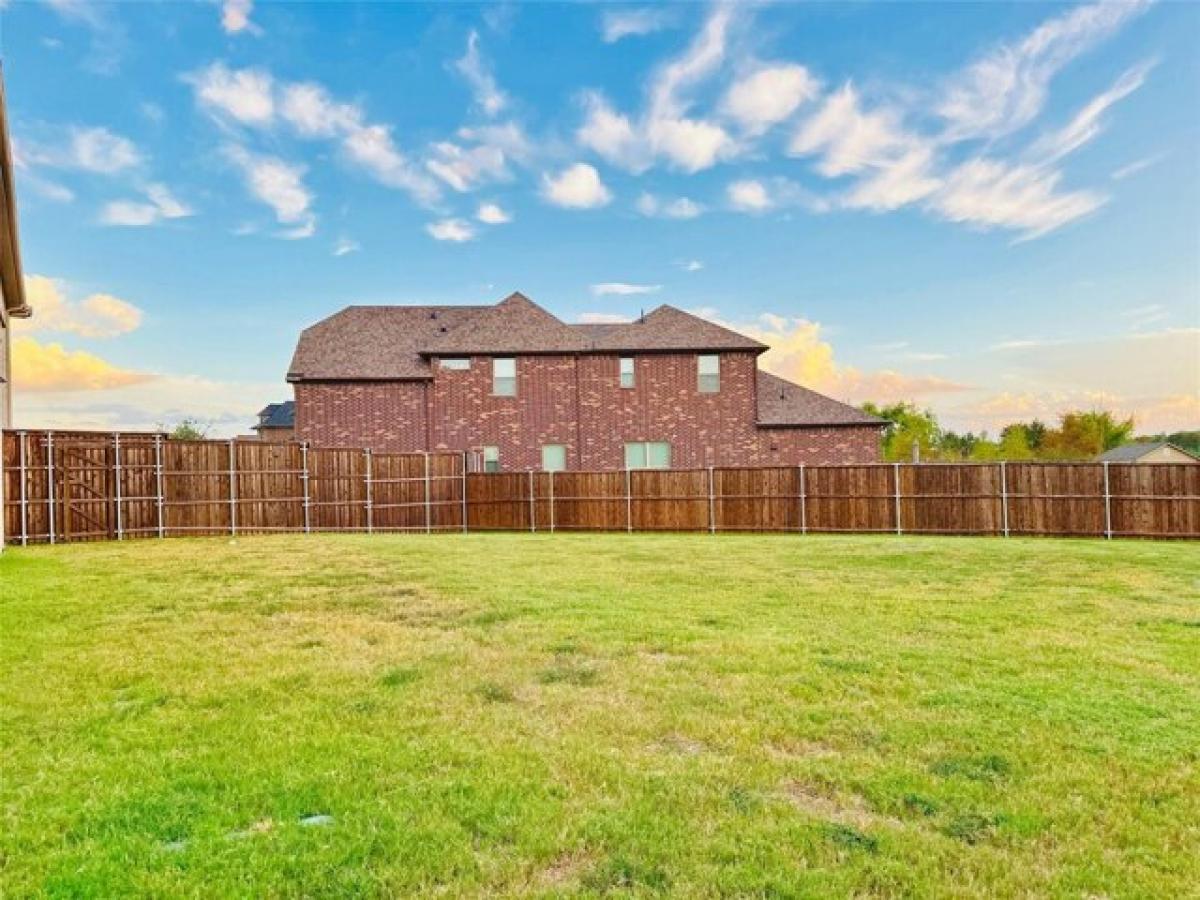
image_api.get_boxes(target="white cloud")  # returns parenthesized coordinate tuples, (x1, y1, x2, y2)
(454, 30, 507, 117)
(790, 84, 919, 177)
(600, 8, 673, 43)
(341, 124, 440, 204)
(426, 218, 476, 242)
(937, 0, 1150, 141)
(577, 7, 737, 173)
(931, 158, 1103, 240)
(187, 63, 440, 205)
(727, 179, 771, 212)
(279, 82, 360, 137)
(69, 127, 141, 173)
(722, 64, 818, 135)
(221, 0, 258, 35)
(843, 145, 941, 212)
(19, 274, 144, 338)
(680, 259, 704, 272)
(635, 192, 704, 219)
(426, 140, 509, 192)
(541, 163, 612, 209)
(1111, 153, 1165, 181)
(333, 237, 360, 256)
(577, 312, 633, 324)
(188, 62, 275, 126)
(476, 202, 511, 224)
(590, 283, 661, 296)
(1030, 59, 1153, 164)
(223, 145, 315, 237)
(100, 183, 192, 227)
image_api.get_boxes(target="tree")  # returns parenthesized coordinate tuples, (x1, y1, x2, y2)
(1042, 411, 1134, 459)
(162, 418, 210, 440)
(862, 401, 942, 461)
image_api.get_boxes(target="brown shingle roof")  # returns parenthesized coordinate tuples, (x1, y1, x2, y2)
(756, 371, 885, 428)
(575, 305, 768, 352)
(288, 305, 485, 380)
(423, 292, 589, 354)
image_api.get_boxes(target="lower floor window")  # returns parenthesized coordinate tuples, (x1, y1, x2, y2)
(482, 446, 500, 473)
(541, 444, 566, 472)
(624, 441, 671, 469)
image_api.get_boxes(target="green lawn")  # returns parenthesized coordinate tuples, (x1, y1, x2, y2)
(1, 534, 1197, 897)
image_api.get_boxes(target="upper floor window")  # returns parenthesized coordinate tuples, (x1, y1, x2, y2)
(441, 358, 470, 371)
(541, 444, 566, 472)
(482, 446, 501, 473)
(619, 356, 635, 389)
(697, 354, 720, 393)
(492, 358, 516, 396)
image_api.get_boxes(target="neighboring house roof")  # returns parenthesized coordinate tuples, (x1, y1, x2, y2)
(1096, 442, 1200, 462)
(756, 371, 885, 428)
(255, 400, 295, 429)
(290, 293, 769, 382)
(0, 69, 29, 321)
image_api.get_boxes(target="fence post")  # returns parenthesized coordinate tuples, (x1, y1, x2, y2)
(423, 452, 431, 534)
(999, 461, 1009, 538)
(798, 464, 807, 535)
(460, 451, 468, 533)
(625, 467, 632, 533)
(18, 431, 28, 546)
(301, 443, 311, 534)
(46, 432, 55, 545)
(707, 466, 715, 534)
(114, 433, 124, 540)
(1102, 461, 1112, 540)
(549, 469, 556, 534)
(154, 434, 165, 539)
(528, 470, 536, 532)
(364, 448, 373, 535)
(893, 462, 902, 535)
(228, 439, 237, 536)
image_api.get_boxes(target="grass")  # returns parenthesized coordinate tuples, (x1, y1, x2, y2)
(1, 533, 1197, 897)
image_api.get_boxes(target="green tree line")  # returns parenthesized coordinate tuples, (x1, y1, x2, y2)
(862, 402, 1199, 462)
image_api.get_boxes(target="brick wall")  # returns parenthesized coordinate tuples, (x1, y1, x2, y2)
(294, 381, 428, 451)
(294, 352, 882, 467)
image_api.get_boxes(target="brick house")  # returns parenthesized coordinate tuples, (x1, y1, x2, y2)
(251, 401, 296, 443)
(287, 292, 883, 470)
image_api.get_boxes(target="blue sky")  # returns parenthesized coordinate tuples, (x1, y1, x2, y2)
(4, 0, 1198, 435)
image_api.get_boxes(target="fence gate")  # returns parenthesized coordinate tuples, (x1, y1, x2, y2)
(58, 437, 115, 542)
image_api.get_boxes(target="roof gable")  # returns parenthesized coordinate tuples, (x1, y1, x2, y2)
(422, 292, 588, 354)
(1096, 442, 1200, 462)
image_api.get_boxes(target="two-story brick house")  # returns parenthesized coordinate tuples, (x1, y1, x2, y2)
(287, 292, 883, 470)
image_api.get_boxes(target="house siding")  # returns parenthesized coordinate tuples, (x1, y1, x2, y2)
(294, 351, 881, 467)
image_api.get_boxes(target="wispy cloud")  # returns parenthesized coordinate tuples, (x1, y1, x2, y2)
(476, 202, 512, 224)
(591, 283, 661, 297)
(100, 183, 192, 227)
(937, 0, 1150, 141)
(1111, 152, 1166, 181)
(1030, 59, 1154, 164)
(600, 7, 675, 43)
(454, 30, 507, 117)
(221, 0, 259, 35)
(636, 192, 704, 219)
(332, 237, 360, 256)
(223, 145, 316, 238)
(426, 218, 476, 242)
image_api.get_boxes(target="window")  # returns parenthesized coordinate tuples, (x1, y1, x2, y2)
(619, 356, 635, 389)
(698, 354, 720, 393)
(441, 358, 470, 371)
(482, 446, 500, 473)
(541, 444, 566, 472)
(492, 358, 516, 396)
(624, 441, 671, 469)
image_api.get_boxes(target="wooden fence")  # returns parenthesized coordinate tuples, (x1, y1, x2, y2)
(3, 430, 1198, 544)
